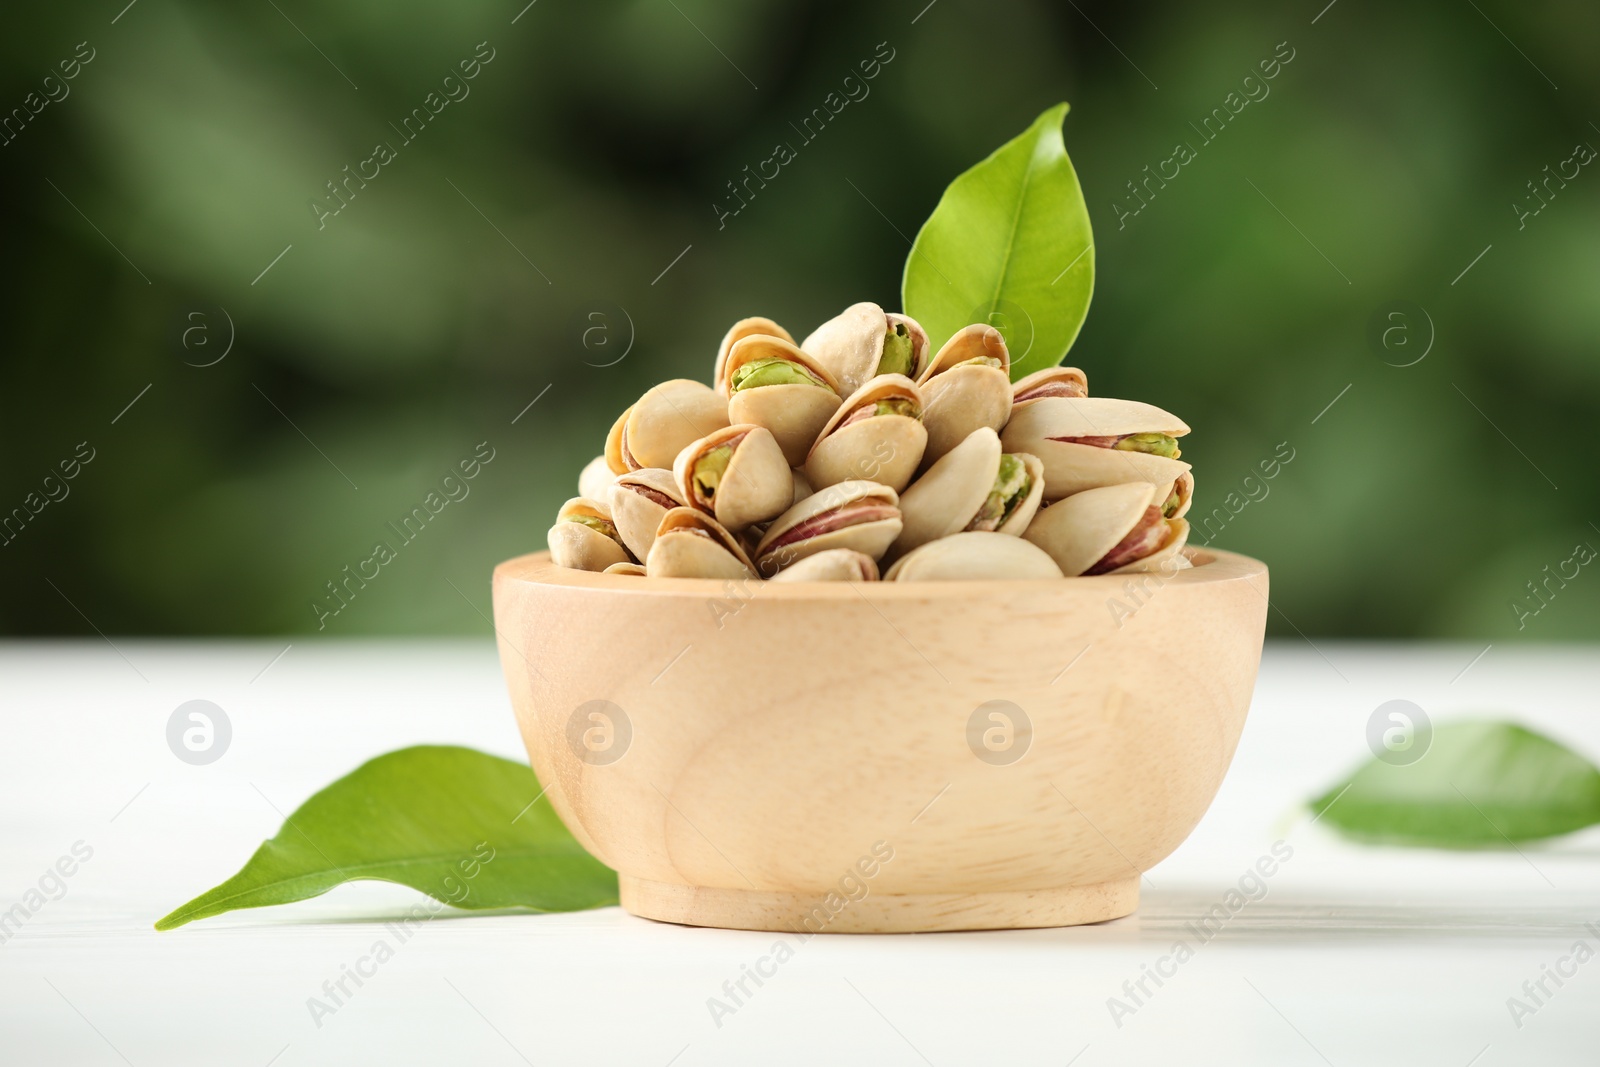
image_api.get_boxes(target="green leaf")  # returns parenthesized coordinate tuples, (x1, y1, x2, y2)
(1311, 721, 1600, 848)
(902, 102, 1095, 382)
(156, 746, 616, 930)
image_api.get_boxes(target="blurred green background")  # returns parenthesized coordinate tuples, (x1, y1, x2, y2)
(3, 0, 1596, 638)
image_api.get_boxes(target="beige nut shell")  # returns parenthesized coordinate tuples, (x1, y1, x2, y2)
(673, 424, 792, 532)
(755, 479, 902, 577)
(608, 468, 686, 562)
(886, 531, 1064, 581)
(722, 334, 843, 466)
(547, 497, 630, 572)
(766, 548, 880, 583)
(804, 374, 927, 493)
(645, 507, 757, 580)
(801, 302, 930, 396)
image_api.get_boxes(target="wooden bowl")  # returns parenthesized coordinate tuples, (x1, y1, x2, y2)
(492, 548, 1268, 933)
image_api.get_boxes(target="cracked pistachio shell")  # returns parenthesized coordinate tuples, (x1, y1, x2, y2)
(645, 507, 757, 580)
(803, 374, 927, 493)
(1112, 519, 1191, 576)
(606, 379, 730, 473)
(604, 561, 649, 576)
(608, 468, 686, 562)
(767, 548, 880, 583)
(917, 325, 1014, 467)
(1023, 482, 1192, 577)
(891, 428, 1043, 557)
(1011, 366, 1089, 407)
(754, 479, 902, 578)
(1160, 471, 1194, 519)
(801, 302, 931, 396)
(548, 497, 631, 572)
(673, 424, 792, 532)
(578, 454, 617, 500)
(886, 532, 1064, 582)
(723, 334, 843, 466)
(1000, 396, 1191, 500)
(713, 316, 796, 394)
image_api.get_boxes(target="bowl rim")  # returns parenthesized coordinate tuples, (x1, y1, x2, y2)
(495, 547, 1266, 600)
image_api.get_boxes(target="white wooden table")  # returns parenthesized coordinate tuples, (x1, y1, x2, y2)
(2, 640, 1596, 1065)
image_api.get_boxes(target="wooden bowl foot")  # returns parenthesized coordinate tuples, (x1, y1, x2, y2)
(620, 876, 1139, 933)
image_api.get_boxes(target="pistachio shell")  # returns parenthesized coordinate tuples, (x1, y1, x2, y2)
(1160, 471, 1194, 519)
(1011, 366, 1089, 406)
(578, 454, 617, 499)
(646, 508, 757, 579)
(801, 302, 930, 395)
(789, 467, 812, 506)
(1023, 482, 1156, 577)
(608, 468, 686, 561)
(767, 548, 880, 583)
(803, 374, 927, 493)
(673, 424, 792, 532)
(918, 326, 1014, 467)
(604, 404, 637, 473)
(754, 480, 902, 577)
(723, 335, 843, 466)
(623, 379, 730, 471)
(885, 531, 1064, 582)
(1001, 397, 1191, 500)
(547, 497, 631, 571)
(714, 316, 794, 392)
(1109, 519, 1192, 575)
(604, 561, 649, 576)
(890, 424, 1052, 556)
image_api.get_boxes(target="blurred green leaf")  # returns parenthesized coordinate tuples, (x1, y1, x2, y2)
(156, 746, 616, 929)
(902, 102, 1094, 380)
(1311, 721, 1600, 848)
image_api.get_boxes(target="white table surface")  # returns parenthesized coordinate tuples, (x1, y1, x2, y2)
(2, 639, 1597, 1066)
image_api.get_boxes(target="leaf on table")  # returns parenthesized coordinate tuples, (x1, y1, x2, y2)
(1310, 721, 1600, 848)
(156, 745, 617, 930)
(902, 102, 1095, 382)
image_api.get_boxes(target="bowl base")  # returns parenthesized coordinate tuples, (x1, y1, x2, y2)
(620, 875, 1139, 934)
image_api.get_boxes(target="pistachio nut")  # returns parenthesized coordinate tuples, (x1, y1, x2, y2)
(753, 479, 902, 578)
(788, 466, 813, 507)
(1000, 396, 1191, 500)
(547, 496, 632, 571)
(915, 324, 1014, 468)
(803, 374, 927, 493)
(714, 316, 795, 393)
(608, 467, 687, 561)
(721, 334, 843, 466)
(645, 507, 758, 580)
(605, 379, 730, 473)
(1158, 470, 1194, 519)
(1023, 481, 1192, 577)
(1011, 365, 1089, 408)
(890, 427, 1045, 558)
(578, 454, 617, 500)
(767, 548, 880, 583)
(604, 561, 649, 576)
(800, 302, 931, 396)
(673, 424, 792, 532)
(885, 531, 1064, 582)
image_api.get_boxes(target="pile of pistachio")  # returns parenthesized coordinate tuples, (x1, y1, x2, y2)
(548, 302, 1193, 581)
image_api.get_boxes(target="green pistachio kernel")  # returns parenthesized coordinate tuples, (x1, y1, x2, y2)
(1161, 488, 1182, 517)
(1114, 433, 1181, 459)
(565, 515, 618, 539)
(691, 445, 733, 501)
(967, 455, 1032, 531)
(877, 323, 913, 377)
(874, 398, 920, 419)
(730, 357, 824, 392)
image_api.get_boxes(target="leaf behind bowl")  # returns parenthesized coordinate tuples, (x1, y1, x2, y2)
(156, 745, 617, 930)
(902, 102, 1094, 381)
(1311, 720, 1600, 848)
